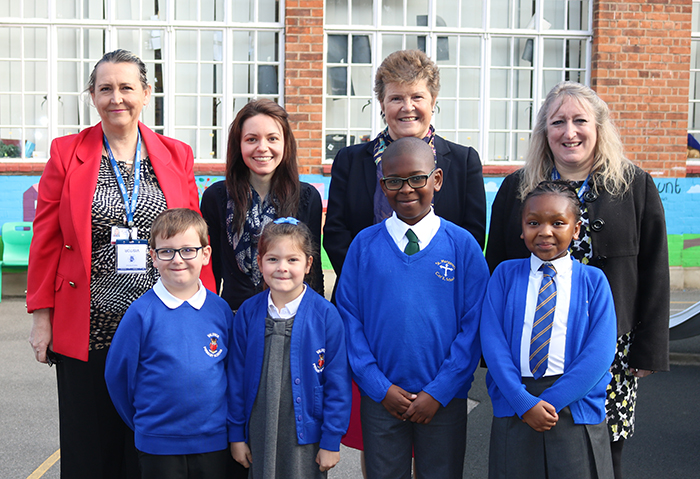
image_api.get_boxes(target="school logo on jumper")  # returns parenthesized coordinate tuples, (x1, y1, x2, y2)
(313, 348, 326, 373)
(204, 333, 223, 357)
(435, 260, 456, 282)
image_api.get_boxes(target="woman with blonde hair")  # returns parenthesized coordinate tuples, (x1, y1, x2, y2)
(486, 81, 669, 479)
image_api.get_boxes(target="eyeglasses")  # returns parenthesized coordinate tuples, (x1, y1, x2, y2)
(381, 167, 437, 191)
(153, 246, 203, 261)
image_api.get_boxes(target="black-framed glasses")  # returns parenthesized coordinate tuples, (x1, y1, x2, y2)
(381, 167, 437, 191)
(153, 246, 203, 261)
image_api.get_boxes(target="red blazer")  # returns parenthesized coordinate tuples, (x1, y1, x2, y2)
(26, 122, 214, 361)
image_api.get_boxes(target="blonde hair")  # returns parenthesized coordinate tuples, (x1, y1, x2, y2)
(519, 81, 634, 200)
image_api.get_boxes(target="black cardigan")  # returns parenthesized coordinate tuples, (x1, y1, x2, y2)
(485, 167, 670, 371)
(200, 181, 324, 311)
(323, 134, 486, 278)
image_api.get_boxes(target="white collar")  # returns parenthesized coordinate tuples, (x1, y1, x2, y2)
(267, 284, 307, 319)
(385, 208, 440, 245)
(153, 278, 207, 310)
(529, 254, 573, 276)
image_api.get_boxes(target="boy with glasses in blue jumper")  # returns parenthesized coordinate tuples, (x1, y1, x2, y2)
(336, 137, 489, 479)
(106, 208, 235, 479)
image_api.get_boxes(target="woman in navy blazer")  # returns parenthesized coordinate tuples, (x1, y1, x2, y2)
(323, 49, 486, 462)
(27, 50, 210, 479)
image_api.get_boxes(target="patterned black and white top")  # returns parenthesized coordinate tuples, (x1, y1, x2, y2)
(89, 155, 167, 350)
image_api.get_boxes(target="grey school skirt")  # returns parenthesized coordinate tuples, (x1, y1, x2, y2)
(489, 375, 613, 479)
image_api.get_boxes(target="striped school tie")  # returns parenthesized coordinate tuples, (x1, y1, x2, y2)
(530, 263, 557, 379)
(404, 229, 420, 255)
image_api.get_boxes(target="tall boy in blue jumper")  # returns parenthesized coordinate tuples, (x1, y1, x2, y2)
(105, 208, 235, 479)
(336, 137, 489, 479)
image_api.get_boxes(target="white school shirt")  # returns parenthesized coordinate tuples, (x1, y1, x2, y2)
(385, 208, 441, 251)
(267, 284, 307, 320)
(520, 254, 572, 377)
(153, 278, 206, 310)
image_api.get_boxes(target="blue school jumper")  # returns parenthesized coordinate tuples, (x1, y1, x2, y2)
(336, 218, 489, 406)
(105, 288, 235, 455)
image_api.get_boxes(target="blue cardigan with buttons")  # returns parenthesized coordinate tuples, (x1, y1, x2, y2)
(480, 258, 617, 424)
(228, 287, 351, 451)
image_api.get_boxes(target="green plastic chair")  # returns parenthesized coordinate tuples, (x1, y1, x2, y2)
(0, 222, 33, 302)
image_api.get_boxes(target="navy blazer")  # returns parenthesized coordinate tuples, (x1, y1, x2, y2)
(324, 135, 486, 278)
(485, 167, 670, 371)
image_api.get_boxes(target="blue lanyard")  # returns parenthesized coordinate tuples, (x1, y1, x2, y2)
(103, 129, 142, 227)
(551, 167, 590, 203)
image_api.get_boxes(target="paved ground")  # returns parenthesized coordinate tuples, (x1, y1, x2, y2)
(2, 287, 699, 478)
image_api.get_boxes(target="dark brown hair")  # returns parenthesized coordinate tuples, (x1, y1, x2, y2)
(257, 220, 315, 286)
(225, 99, 300, 230)
(149, 208, 209, 249)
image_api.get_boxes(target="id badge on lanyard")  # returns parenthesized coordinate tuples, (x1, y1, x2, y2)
(105, 129, 148, 274)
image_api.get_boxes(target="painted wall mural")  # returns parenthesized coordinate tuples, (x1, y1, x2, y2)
(2, 174, 700, 268)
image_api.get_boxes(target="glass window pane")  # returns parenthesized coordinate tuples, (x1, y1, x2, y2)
(175, 97, 197, 126)
(328, 0, 348, 25)
(24, 28, 47, 58)
(351, 35, 372, 63)
(174, 128, 196, 152)
(326, 98, 348, 129)
(513, 132, 529, 161)
(55, 1, 77, 19)
(57, 61, 80, 92)
(542, 70, 562, 96)
(435, 1, 461, 28)
(350, 98, 371, 128)
(568, 1, 589, 30)
(258, 0, 279, 22)
(489, 132, 508, 161)
(232, 31, 253, 62)
(543, 39, 563, 68)
(25, 61, 48, 92)
(459, 37, 481, 67)
(382, 35, 404, 59)
(566, 39, 586, 69)
(434, 99, 455, 129)
(201, 64, 223, 94)
(352, 0, 373, 25)
(117, 29, 141, 54)
(58, 95, 81, 125)
(458, 131, 479, 150)
(382, 0, 403, 26)
(258, 32, 278, 62)
(407, 0, 429, 27)
(0, 61, 21, 90)
(514, 70, 532, 98)
(258, 65, 278, 94)
(175, 30, 197, 61)
(459, 100, 479, 129)
(490, 69, 510, 98)
(202, 30, 223, 62)
(176, 64, 197, 94)
(175, 0, 197, 21)
(351, 66, 373, 96)
(460, 1, 482, 28)
(544, 1, 566, 30)
(200, 98, 222, 127)
(0, 94, 20, 124)
(441, 68, 457, 97)
(28, 128, 49, 158)
(514, 100, 533, 131)
(232, 64, 253, 94)
(490, 100, 509, 130)
(459, 69, 480, 98)
(490, 0, 510, 29)
(491, 37, 511, 67)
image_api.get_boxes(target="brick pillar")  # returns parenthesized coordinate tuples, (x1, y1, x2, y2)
(285, 0, 324, 175)
(591, 0, 692, 177)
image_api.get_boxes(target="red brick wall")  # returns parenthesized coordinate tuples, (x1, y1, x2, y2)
(591, 0, 692, 177)
(284, 0, 325, 175)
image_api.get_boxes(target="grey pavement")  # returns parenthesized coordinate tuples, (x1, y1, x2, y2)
(2, 285, 699, 478)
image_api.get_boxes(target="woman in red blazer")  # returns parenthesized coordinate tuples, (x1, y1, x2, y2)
(26, 50, 210, 478)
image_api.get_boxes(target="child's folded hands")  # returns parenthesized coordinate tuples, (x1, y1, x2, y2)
(381, 384, 418, 420)
(522, 400, 559, 432)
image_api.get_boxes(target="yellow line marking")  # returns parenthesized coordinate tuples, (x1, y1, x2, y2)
(27, 449, 60, 479)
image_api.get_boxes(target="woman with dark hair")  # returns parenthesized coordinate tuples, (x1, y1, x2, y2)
(27, 49, 209, 478)
(486, 81, 669, 479)
(200, 99, 323, 312)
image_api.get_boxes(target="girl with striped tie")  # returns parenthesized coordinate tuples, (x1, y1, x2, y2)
(480, 180, 617, 479)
